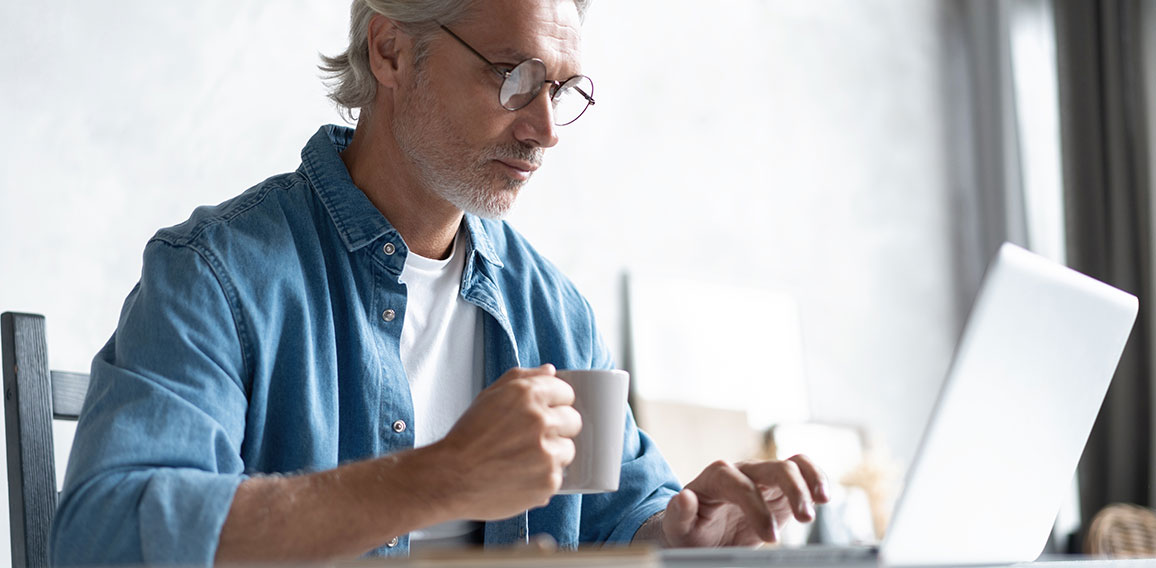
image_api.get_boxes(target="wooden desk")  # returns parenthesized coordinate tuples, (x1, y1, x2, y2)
(336, 546, 1154, 568)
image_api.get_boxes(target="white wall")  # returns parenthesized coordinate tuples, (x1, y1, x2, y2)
(526, 1, 962, 468)
(0, 1, 966, 562)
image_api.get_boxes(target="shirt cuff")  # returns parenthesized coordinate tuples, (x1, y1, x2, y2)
(604, 492, 674, 545)
(139, 469, 245, 565)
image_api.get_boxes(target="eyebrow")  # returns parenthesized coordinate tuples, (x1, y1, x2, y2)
(489, 48, 533, 67)
(500, 50, 585, 78)
(454, 31, 583, 79)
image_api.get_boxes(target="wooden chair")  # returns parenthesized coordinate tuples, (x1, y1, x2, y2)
(1, 312, 89, 568)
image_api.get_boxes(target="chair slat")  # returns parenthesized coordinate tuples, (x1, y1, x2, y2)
(50, 371, 89, 420)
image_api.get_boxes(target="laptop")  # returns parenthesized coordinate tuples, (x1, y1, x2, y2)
(663, 242, 1139, 566)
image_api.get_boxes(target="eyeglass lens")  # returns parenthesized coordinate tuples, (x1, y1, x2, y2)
(500, 60, 594, 126)
(553, 75, 594, 126)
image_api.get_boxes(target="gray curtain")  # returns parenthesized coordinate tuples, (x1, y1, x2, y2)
(952, 1, 1030, 326)
(1054, 0, 1154, 550)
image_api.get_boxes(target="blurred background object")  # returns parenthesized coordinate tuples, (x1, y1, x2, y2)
(1085, 503, 1156, 558)
(626, 275, 810, 433)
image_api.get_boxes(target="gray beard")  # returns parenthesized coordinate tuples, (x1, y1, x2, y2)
(391, 72, 541, 219)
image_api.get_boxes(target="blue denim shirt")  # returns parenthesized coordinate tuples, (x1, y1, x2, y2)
(51, 125, 680, 566)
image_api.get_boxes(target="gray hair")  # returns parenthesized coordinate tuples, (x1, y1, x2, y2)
(320, 0, 590, 122)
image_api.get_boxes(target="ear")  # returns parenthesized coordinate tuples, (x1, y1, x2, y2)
(367, 13, 411, 90)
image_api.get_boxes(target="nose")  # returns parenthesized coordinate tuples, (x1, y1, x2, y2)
(512, 85, 559, 149)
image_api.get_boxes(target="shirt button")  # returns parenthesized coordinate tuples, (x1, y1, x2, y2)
(392, 420, 406, 433)
(383, 242, 396, 255)
(382, 309, 396, 322)
(386, 536, 399, 548)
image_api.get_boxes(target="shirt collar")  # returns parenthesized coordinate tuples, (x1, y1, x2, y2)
(463, 214, 503, 268)
(300, 124, 503, 268)
(300, 125, 394, 252)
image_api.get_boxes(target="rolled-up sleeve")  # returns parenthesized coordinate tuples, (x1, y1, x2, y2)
(52, 238, 251, 566)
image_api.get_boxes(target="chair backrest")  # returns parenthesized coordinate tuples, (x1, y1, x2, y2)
(1, 312, 89, 568)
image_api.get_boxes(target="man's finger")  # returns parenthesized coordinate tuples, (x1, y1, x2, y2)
(537, 376, 575, 407)
(513, 366, 573, 407)
(691, 461, 777, 541)
(663, 489, 699, 541)
(786, 454, 830, 504)
(551, 405, 582, 438)
(489, 366, 574, 407)
(737, 460, 814, 522)
(496, 364, 557, 382)
(549, 436, 576, 467)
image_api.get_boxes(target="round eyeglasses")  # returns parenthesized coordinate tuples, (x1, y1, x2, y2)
(439, 25, 595, 126)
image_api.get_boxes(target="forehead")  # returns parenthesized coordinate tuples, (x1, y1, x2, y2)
(457, 0, 583, 75)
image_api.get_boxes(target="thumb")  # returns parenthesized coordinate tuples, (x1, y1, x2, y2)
(664, 489, 699, 542)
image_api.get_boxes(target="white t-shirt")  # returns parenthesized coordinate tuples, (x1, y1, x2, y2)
(398, 227, 485, 547)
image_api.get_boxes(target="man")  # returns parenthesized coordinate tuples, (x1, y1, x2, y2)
(51, 0, 829, 564)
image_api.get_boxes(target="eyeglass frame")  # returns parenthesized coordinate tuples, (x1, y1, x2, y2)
(437, 24, 595, 126)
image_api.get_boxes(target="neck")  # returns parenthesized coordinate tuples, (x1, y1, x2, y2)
(340, 112, 463, 260)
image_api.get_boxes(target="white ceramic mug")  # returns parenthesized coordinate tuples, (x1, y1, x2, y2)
(555, 369, 630, 494)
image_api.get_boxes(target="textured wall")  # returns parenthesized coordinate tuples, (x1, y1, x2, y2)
(0, 1, 965, 561)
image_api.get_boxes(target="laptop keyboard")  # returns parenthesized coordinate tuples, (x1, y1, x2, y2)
(660, 544, 880, 567)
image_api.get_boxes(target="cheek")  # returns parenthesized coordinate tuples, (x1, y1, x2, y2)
(459, 111, 520, 150)
(445, 93, 521, 145)
(422, 70, 525, 148)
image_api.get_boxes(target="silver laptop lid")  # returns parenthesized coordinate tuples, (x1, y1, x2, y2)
(881, 243, 1138, 565)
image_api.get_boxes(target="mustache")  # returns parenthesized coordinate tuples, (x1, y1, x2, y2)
(489, 144, 544, 168)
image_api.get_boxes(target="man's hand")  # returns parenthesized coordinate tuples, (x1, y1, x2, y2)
(660, 455, 830, 547)
(216, 365, 580, 563)
(434, 364, 582, 521)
